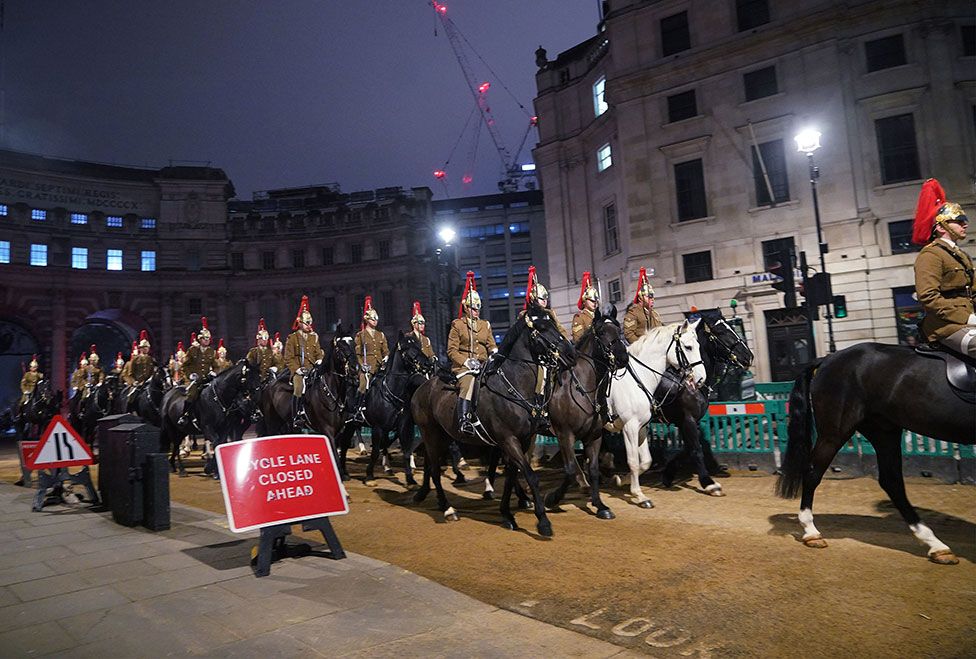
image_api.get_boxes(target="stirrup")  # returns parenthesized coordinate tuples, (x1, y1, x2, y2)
(352, 407, 366, 424)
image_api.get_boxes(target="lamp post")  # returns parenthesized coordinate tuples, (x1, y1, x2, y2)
(435, 224, 459, 351)
(794, 129, 836, 353)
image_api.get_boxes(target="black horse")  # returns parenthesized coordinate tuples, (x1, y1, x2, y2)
(542, 306, 629, 519)
(69, 375, 122, 445)
(15, 380, 62, 441)
(129, 367, 171, 426)
(160, 356, 262, 477)
(656, 314, 754, 494)
(411, 303, 576, 536)
(776, 343, 975, 564)
(354, 331, 437, 484)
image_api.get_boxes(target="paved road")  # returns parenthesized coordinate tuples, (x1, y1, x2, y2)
(0, 482, 639, 658)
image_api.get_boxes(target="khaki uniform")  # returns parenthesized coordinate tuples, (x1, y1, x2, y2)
(74, 365, 103, 398)
(623, 303, 664, 344)
(20, 370, 42, 404)
(246, 345, 279, 378)
(284, 330, 324, 397)
(125, 354, 155, 386)
(409, 329, 436, 360)
(572, 308, 595, 343)
(914, 239, 975, 343)
(182, 345, 215, 381)
(447, 317, 497, 400)
(355, 328, 389, 392)
(70, 367, 87, 392)
(213, 356, 232, 374)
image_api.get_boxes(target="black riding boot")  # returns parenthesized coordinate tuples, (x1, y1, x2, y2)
(178, 399, 194, 428)
(458, 398, 475, 436)
(292, 397, 310, 431)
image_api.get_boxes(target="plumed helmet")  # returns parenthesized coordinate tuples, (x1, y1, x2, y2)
(523, 266, 549, 310)
(459, 271, 481, 316)
(175, 341, 185, 360)
(138, 329, 151, 349)
(362, 295, 378, 326)
(130, 341, 138, 358)
(913, 179, 969, 245)
(273, 332, 283, 351)
(217, 338, 227, 357)
(410, 301, 426, 327)
(29, 354, 39, 370)
(633, 267, 654, 303)
(198, 316, 211, 341)
(115, 352, 124, 368)
(256, 317, 269, 341)
(293, 295, 313, 330)
(190, 332, 199, 348)
(79, 352, 88, 367)
(577, 271, 599, 310)
(88, 344, 99, 364)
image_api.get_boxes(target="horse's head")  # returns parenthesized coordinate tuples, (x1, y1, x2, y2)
(589, 305, 629, 369)
(331, 324, 359, 382)
(522, 303, 576, 370)
(700, 316, 754, 373)
(398, 332, 436, 377)
(668, 319, 707, 386)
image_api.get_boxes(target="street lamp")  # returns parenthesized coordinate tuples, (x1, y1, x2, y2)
(437, 225, 457, 246)
(794, 128, 836, 353)
(434, 224, 460, 351)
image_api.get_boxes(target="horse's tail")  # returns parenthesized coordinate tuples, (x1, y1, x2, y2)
(775, 363, 817, 499)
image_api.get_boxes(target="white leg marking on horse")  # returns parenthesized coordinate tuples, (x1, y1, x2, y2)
(611, 617, 653, 637)
(798, 508, 821, 540)
(704, 483, 722, 494)
(570, 608, 606, 630)
(409, 455, 417, 470)
(443, 506, 457, 518)
(483, 479, 494, 494)
(910, 523, 951, 555)
(381, 454, 390, 469)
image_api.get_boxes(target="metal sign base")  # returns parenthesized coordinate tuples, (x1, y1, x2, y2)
(251, 517, 346, 578)
(32, 467, 100, 512)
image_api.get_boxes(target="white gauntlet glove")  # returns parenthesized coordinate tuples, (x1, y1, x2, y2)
(967, 313, 976, 326)
(464, 358, 481, 371)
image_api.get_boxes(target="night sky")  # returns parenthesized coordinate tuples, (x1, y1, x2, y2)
(3, 1, 598, 199)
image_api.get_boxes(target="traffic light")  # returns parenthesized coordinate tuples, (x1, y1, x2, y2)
(766, 248, 797, 308)
(803, 272, 832, 306)
(833, 295, 848, 318)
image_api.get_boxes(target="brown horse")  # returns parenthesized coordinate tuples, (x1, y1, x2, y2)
(410, 304, 576, 536)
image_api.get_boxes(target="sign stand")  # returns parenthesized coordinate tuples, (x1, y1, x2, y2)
(252, 517, 346, 577)
(32, 467, 99, 512)
(25, 415, 99, 512)
(15, 440, 39, 487)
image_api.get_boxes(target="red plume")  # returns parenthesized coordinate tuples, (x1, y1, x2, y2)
(89, 344, 97, 354)
(458, 271, 477, 318)
(176, 341, 184, 352)
(257, 317, 267, 333)
(412, 301, 422, 317)
(912, 178, 946, 245)
(217, 338, 225, 351)
(577, 271, 592, 310)
(130, 341, 138, 357)
(361, 295, 374, 330)
(292, 295, 311, 330)
(274, 332, 281, 343)
(523, 266, 536, 311)
(200, 316, 208, 330)
(116, 351, 123, 362)
(633, 267, 648, 304)
(79, 352, 87, 365)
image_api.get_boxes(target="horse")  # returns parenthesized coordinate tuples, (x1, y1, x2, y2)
(657, 314, 755, 495)
(130, 367, 171, 427)
(260, 325, 360, 478)
(540, 305, 629, 519)
(609, 320, 707, 508)
(15, 380, 62, 441)
(160, 356, 262, 477)
(776, 343, 975, 564)
(69, 375, 122, 445)
(354, 331, 436, 484)
(411, 303, 577, 536)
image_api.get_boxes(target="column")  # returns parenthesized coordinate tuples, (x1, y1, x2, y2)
(51, 292, 67, 406)
(160, 294, 173, 356)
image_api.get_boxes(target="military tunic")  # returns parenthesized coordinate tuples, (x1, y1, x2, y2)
(70, 367, 88, 391)
(87, 365, 104, 386)
(20, 371, 42, 400)
(572, 308, 595, 343)
(623, 303, 664, 344)
(355, 328, 389, 375)
(246, 345, 279, 378)
(408, 329, 436, 360)
(125, 354, 156, 386)
(181, 345, 215, 381)
(447, 317, 497, 373)
(914, 239, 976, 342)
(213, 356, 232, 374)
(284, 331, 324, 373)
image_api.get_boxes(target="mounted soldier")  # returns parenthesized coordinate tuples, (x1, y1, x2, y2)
(119, 341, 137, 387)
(623, 266, 663, 344)
(179, 317, 216, 426)
(517, 266, 567, 428)
(246, 317, 278, 379)
(271, 332, 286, 371)
(285, 295, 324, 429)
(353, 295, 389, 422)
(124, 331, 156, 406)
(213, 338, 232, 373)
(408, 301, 436, 360)
(19, 355, 43, 415)
(69, 353, 88, 399)
(447, 271, 497, 436)
(912, 178, 975, 358)
(110, 352, 125, 378)
(86, 345, 104, 390)
(572, 271, 600, 343)
(171, 341, 186, 385)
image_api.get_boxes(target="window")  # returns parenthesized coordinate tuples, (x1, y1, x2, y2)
(888, 219, 920, 254)
(683, 251, 713, 283)
(604, 203, 619, 254)
(0, 204, 7, 216)
(106, 216, 123, 228)
(674, 159, 708, 221)
(667, 90, 697, 123)
(71, 247, 88, 269)
(141, 250, 156, 271)
(593, 75, 608, 117)
(0, 240, 9, 263)
(71, 213, 88, 225)
(188, 298, 202, 316)
(30, 244, 47, 266)
(743, 66, 778, 101)
(509, 222, 530, 234)
(963, 25, 976, 57)
(608, 278, 622, 304)
(231, 252, 244, 271)
(141, 217, 156, 230)
(31, 209, 46, 221)
(378, 240, 391, 259)
(875, 114, 920, 184)
(736, 0, 769, 31)
(661, 11, 690, 56)
(597, 143, 613, 172)
(350, 243, 363, 264)
(106, 249, 123, 271)
(262, 251, 275, 270)
(510, 240, 532, 255)
(292, 249, 305, 268)
(186, 249, 200, 271)
(752, 139, 790, 205)
(380, 291, 395, 321)
(762, 237, 795, 268)
(865, 34, 906, 72)
(321, 297, 336, 329)
(322, 246, 334, 266)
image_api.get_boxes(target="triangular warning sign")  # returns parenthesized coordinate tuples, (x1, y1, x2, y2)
(26, 415, 95, 469)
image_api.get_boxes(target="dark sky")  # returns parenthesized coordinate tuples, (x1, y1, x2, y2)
(3, 1, 599, 200)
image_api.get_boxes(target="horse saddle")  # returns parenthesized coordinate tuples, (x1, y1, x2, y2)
(915, 343, 975, 404)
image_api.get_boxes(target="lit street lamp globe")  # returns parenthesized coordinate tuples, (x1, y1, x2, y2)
(794, 129, 822, 155)
(438, 226, 457, 246)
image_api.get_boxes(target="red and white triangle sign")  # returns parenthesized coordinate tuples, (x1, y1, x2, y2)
(25, 415, 95, 470)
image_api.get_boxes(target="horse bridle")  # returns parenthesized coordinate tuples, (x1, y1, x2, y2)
(703, 319, 749, 370)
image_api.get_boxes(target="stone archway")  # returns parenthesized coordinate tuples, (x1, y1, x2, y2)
(69, 309, 153, 371)
(0, 319, 40, 412)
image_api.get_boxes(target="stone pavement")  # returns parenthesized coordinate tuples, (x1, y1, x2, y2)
(0, 483, 637, 658)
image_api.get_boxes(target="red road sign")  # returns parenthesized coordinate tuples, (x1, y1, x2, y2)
(215, 434, 349, 533)
(18, 441, 39, 466)
(25, 416, 95, 470)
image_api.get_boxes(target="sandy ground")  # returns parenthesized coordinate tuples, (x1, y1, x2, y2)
(3, 444, 974, 658)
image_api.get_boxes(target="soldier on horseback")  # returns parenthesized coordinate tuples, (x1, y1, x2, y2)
(110, 352, 125, 378)
(623, 266, 663, 344)
(123, 331, 156, 407)
(353, 295, 389, 422)
(271, 332, 286, 371)
(572, 271, 600, 342)
(74, 345, 104, 401)
(171, 341, 186, 385)
(18, 355, 43, 416)
(179, 318, 215, 426)
(448, 271, 497, 436)
(408, 301, 436, 360)
(246, 318, 279, 379)
(69, 353, 89, 399)
(214, 338, 232, 373)
(912, 179, 975, 358)
(285, 295, 324, 429)
(517, 266, 567, 429)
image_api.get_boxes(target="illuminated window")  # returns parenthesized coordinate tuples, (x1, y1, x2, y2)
(0, 205, 7, 216)
(107, 249, 123, 271)
(141, 217, 156, 230)
(593, 75, 608, 117)
(30, 244, 47, 266)
(597, 143, 613, 172)
(141, 250, 156, 271)
(71, 213, 88, 225)
(72, 247, 88, 269)
(31, 209, 47, 221)
(106, 216, 123, 228)
(0, 241, 9, 263)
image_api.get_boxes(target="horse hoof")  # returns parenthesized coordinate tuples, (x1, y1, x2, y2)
(501, 520, 518, 531)
(638, 500, 654, 509)
(482, 491, 494, 501)
(596, 508, 615, 520)
(384, 468, 395, 476)
(537, 521, 553, 538)
(803, 535, 828, 549)
(705, 484, 724, 497)
(929, 549, 959, 565)
(613, 475, 623, 487)
(444, 508, 459, 522)
(543, 493, 560, 509)
(517, 500, 534, 511)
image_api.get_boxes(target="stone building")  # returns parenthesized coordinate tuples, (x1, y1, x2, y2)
(533, 0, 975, 381)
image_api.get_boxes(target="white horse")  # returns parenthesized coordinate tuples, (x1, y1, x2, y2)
(609, 320, 707, 508)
